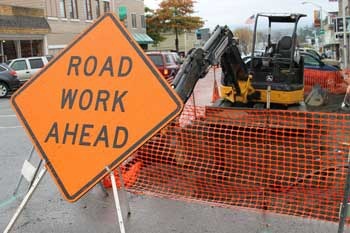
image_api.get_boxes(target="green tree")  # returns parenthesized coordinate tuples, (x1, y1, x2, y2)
(145, 7, 165, 45)
(155, 0, 204, 52)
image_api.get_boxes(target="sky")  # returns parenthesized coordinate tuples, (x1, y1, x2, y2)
(144, 0, 339, 30)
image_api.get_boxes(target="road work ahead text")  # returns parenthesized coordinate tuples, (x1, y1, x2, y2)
(44, 55, 133, 149)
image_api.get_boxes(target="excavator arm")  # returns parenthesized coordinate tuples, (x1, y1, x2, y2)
(172, 25, 250, 104)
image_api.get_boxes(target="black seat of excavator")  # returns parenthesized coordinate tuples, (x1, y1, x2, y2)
(275, 36, 293, 59)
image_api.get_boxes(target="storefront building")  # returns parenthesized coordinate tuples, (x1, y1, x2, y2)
(0, 4, 50, 62)
(0, 0, 153, 59)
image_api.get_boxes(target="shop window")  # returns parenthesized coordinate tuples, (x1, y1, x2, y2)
(85, 0, 93, 20)
(103, 1, 110, 13)
(31, 40, 43, 56)
(29, 58, 44, 69)
(2, 40, 17, 61)
(59, 0, 67, 18)
(69, 0, 79, 19)
(21, 40, 43, 57)
(141, 15, 146, 28)
(131, 13, 137, 28)
(12, 60, 28, 71)
(95, 0, 100, 18)
(20, 40, 32, 57)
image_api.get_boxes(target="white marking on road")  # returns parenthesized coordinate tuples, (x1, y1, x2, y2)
(0, 115, 16, 118)
(0, 126, 22, 129)
(0, 107, 13, 111)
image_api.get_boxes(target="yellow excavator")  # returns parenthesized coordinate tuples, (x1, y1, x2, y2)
(173, 13, 306, 110)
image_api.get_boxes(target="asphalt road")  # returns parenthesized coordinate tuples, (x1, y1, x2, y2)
(0, 95, 349, 233)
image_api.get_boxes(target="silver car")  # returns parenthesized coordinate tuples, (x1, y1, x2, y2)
(6, 55, 53, 83)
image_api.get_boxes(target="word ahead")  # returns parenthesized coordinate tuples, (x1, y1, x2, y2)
(45, 123, 128, 149)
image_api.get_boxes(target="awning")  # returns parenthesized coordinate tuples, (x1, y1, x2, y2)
(0, 15, 51, 34)
(132, 32, 153, 44)
(0, 15, 50, 34)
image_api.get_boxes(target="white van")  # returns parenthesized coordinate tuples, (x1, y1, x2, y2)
(7, 55, 53, 83)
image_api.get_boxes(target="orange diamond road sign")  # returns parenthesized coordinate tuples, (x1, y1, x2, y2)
(11, 13, 183, 202)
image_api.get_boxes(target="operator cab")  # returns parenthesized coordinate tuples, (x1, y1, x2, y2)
(249, 13, 306, 93)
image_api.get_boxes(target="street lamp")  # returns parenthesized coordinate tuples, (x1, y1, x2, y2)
(342, 0, 348, 69)
(302, 1, 324, 28)
(302, 1, 323, 24)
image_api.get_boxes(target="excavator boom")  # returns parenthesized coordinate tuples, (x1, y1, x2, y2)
(172, 25, 247, 103)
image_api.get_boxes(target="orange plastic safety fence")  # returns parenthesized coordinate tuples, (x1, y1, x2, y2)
(304, 69, 347, 94)
(102, 162, 142, 188)
(124, 106, 350, 223)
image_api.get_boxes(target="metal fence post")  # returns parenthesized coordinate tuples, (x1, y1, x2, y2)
(338, 144, 350, 233)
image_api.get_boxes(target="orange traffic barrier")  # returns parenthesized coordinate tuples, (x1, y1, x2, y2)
(211, 70, 220, 103)
(304, 69, 347, 94)
(124, 107, 350, 223)
(102, 161, 142, 188)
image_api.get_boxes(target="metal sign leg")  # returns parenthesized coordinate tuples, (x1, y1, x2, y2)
(338, 146, 350, 233)
(13, 146, 35, 195)
(27, 159, 43, 191)
(110, 170, 126, 233)
(99, 181, 109, 197)
(117, 167, 131, 216)
(4, 167, 47, 233)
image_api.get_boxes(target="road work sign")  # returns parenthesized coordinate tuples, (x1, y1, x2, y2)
(11, 13, 183, 202)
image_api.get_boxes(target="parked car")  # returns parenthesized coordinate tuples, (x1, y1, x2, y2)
(6, 55, 53, 83)
(300, 51, 340, 71)
(0, 63, 20, 97)
(298, 48, 340, 69)
(242, 51, 339, 72)
(146, 51, 180, 83)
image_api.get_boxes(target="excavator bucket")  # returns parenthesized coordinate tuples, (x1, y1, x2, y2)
(305, 84, 328, 107)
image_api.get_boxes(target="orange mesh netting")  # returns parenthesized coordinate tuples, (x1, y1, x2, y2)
(304, 69, 348, 95)
(120, 106, 350, 223)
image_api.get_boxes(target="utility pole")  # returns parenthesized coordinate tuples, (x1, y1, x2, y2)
(173, 7, 179, 52)
(343, 0, 348, 69)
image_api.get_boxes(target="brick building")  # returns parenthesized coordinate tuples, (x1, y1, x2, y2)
(0, 0, 152, 60)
